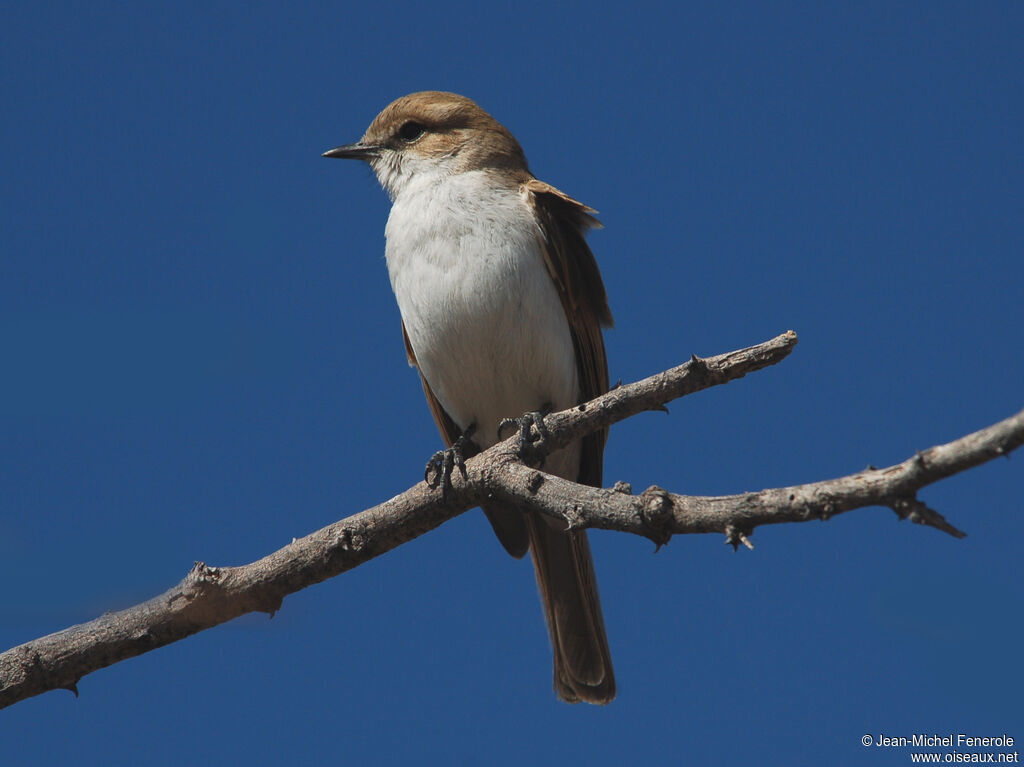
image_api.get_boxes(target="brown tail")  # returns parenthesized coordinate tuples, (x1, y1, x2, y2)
(526, 512, 616, 704)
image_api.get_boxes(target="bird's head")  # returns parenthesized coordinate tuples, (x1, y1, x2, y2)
(323, 91, 529, 200)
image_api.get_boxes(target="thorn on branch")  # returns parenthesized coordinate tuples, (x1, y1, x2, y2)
(724, 525, 754, 552)
(686, 353, 713, 386)
(265, 596, 284, 619)
(890, 496, 967, 539)
(62, 682, 79, 698)
(188, 562, 223, 585)
(638, 486, 674, 551)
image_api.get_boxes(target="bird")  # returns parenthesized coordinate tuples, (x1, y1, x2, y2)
(323, 91, 615, 703)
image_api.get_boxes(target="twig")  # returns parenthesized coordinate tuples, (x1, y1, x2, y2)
(491, 407, 1024, 544)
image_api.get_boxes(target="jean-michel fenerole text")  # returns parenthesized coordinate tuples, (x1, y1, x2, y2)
(872, 734, 1014, 749)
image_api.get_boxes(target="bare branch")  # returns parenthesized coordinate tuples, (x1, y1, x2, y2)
(2, 331, 1019, 710)
(540, 330, 801, 454)
(488, 407, 1024, 544)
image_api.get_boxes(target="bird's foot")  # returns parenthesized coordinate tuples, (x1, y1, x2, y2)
(497, 404, 552, 468)
(425, 423, 478, 501)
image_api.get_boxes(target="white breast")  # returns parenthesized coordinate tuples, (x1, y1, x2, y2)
(384, 170, 579, 466)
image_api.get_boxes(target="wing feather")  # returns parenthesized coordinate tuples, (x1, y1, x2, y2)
(523, 178, 616, 703)
(523, 178, 613, 487)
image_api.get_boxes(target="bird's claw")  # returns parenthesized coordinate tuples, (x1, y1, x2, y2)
(498, 405, 552, 468)
(425, 423, 477, 500)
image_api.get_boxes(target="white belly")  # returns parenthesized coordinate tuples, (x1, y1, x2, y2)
(385, 171, 579, 476)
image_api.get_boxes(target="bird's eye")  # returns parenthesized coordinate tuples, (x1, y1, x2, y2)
(398, 121, 426, 142)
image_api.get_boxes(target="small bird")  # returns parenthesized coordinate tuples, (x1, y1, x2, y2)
(324, 91, 615, 703)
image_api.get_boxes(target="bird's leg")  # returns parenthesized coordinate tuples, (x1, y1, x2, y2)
(425, 422, 478, 501)
(497, 403, 552, 469)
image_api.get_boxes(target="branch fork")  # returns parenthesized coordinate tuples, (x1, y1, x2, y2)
(3, 330, 1022, 710)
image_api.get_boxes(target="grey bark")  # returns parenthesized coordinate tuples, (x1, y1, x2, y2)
(2, 331, 1020, 710)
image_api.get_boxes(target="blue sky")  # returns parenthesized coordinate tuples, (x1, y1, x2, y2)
(2, 2, 1021, 764)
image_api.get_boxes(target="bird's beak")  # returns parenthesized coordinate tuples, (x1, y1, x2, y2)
(322, 142, 381, 161)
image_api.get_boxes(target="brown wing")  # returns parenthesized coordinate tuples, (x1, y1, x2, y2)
(523, 179, 616, 703)
(524, 178, 613, 486)
(402, 322, 530, 558)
